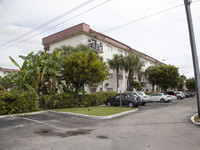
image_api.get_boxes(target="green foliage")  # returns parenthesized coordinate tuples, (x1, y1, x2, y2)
(123, 54, 142, 91)
(63, 49, 109, 106)
(145, 91, 159, 95)
(146, 65, 179, 91)
(108, 54, 124, 89)
(178, 75, 187, 91)
(41, 91, 117, 109)
(131, 80, 142, 91)
(186, 78, 196, 92)
(92, 91, 118, 105)
(0, 90, 39, 115)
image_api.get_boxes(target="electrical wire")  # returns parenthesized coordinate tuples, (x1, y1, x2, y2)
(0, 0, 111, 52)
(102, 0, 200, 33)
(0, 0, 94, 48)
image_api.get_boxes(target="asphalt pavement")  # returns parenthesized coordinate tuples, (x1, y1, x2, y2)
(0, 97, 200, 150)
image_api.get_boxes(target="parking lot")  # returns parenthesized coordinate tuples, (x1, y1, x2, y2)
(0, 97, 200, 150)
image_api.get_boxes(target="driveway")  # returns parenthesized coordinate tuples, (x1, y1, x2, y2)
(0, 97, 200, 150)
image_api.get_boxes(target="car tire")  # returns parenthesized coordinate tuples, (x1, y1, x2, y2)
(106, 102, 111, 106)
(160, 98, 165, 103)
(177, 96, 181, 100)
(141, 102, 146, 106)
(128, 102, 134, 108)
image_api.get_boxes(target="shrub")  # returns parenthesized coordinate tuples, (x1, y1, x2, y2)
(145, 91, 159, 95)
(92, 91, 117, 105)
(41, 93, 75, 109)
(0, 90, 39, 115)
(79, 94, 96, 107)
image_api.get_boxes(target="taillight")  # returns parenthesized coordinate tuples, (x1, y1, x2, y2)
(134, 97, 138, 102)
(174, 94, 176, 96)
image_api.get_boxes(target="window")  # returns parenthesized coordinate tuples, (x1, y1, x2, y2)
(107, 45, 112, 51)
(118, 75, 123, 80)
(107, 88, 113, 91)
(118, 49, 123, 54)
(90, 87, 97, 93)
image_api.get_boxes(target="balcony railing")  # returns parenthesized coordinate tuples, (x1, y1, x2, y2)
(88, 39, 103, 53)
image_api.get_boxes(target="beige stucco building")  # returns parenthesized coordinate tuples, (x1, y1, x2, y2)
(42, 23, 164, 93)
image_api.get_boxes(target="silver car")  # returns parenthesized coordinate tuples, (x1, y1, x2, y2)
(149, 93, 172, 103)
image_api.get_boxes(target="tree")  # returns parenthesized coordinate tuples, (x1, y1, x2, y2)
(63, 49, 109, 106)
(186, 78, 196, 92)
(123, 54, 142, 91)
(145, 66, 159, 91)
(108, 54, 123, 90)
(6, 50, 61, 95)
(146, 65, 179, 91)
(178, 75, 187, 91)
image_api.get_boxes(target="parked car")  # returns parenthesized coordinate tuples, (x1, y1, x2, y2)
(105, 93, 141, 107)
(165, 91, 177, 100)
(183, 92, 190, 98)
(127, 91, 150, 106)
(175, 91, 185, 99)
(149, 93, 172, 103)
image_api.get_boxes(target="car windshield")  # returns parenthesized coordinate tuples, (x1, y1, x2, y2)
(137, 91, 145, 96)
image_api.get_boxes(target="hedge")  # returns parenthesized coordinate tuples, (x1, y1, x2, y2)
(41, 91, 118, 109)
(0, 90, 40, 115)
(0, 91, 118, 115)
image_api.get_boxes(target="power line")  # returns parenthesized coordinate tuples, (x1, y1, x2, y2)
(0, 0, 111, 52)
(102, 0, 200, 33)
(0, 0, 94, 48)
(102, 4, 183, 33)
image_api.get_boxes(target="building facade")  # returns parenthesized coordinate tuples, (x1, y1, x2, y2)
(42, 23, 164, 93)
(0, 68, 19, 78)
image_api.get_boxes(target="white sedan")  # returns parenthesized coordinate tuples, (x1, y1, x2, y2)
(149, 93, 172, 103)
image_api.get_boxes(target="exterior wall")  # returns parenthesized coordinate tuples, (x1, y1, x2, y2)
(48, 33, 157, 93)
(0, 71, 6, 78)
(49, 34, 86, 52)
(48, 34, 129, 93)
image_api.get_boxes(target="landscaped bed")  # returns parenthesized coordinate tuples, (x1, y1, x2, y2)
(194, 114, 200, 123)
(53, 107, 135, 116)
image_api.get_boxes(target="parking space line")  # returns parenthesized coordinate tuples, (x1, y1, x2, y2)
(21, 117, 65, 131)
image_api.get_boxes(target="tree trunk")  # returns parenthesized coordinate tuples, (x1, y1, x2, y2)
(116, 68, 119, 90)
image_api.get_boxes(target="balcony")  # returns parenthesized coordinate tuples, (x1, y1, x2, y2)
(88, 39, 103, 53)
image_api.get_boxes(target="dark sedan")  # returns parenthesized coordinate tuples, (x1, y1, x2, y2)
(105, 93, 141, 108)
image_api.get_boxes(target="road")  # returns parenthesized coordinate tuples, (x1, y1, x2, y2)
(0, 97, 200, 150)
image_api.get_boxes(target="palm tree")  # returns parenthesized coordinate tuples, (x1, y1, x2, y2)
(108, 54, 124, 90)
(123, 54, 142, 91)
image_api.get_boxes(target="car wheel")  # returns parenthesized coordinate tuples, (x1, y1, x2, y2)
(160, 98, 165, 103)
(106, 102, 111, 106)
(128, 102, 134, 108)
(141, 102, 146, 106)
(177, 96, 181, 100)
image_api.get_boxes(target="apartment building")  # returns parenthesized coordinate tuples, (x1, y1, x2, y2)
(42, 23, 164, 93)
(0, 68, 20, 78)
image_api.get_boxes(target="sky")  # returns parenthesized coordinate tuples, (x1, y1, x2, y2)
(0, 0, 200, 78)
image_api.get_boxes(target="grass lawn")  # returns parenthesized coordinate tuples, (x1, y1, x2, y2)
(194, 114, 200, 123)
(53, 106, 135, 116)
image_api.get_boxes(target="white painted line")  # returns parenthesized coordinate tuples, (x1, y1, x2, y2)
(21, 117, 65, 131)
(0, 111, 48, 119)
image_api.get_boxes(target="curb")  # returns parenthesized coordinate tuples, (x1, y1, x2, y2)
(49, 108, 139, 120)
(0, 111, 49, 119)
(190, 114, 200, 127)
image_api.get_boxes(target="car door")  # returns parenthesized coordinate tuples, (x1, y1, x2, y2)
(123, 94, 129, 105)
(113, 94, 121, 105)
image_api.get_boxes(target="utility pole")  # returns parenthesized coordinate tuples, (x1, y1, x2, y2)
(184, 0, 200, 117)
